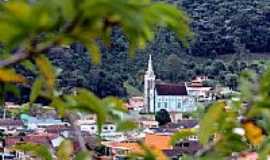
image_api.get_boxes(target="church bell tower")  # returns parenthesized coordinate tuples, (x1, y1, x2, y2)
(144, 55, 156, 113)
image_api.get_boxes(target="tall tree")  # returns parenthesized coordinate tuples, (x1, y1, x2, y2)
(155, 109, 172, 126)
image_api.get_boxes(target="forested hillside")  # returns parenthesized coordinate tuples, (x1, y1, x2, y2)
(16, 0, 270, 99)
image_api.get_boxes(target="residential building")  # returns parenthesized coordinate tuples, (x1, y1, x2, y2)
(125, 96, 144, 112)
(80, 123, 117, 134)
(102, 133, 172, 160)
(79, 121, 125, 141)
(20, 114, 69, 130)
(0, 119, 24, 134)
(186, 76, 214, 102)
(139, 119, 159, 129)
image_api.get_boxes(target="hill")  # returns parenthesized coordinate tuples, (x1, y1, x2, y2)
(15, 0, 270, 99)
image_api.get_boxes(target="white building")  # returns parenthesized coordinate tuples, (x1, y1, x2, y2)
(186, 76, 214, 102)
(144, 55, 196, 113)
(80, 123, 117, 134)
(80, 121, 125, 141)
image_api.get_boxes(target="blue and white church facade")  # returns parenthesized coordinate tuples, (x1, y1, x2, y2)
(144, 55, 196, 113)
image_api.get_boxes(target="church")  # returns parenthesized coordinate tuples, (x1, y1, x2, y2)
(144, 55, 196, 113)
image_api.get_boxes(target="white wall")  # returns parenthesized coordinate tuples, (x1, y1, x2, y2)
(80, 123, 116, 135)
(154, 94, 196, 113)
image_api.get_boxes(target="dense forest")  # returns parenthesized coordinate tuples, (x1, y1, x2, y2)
(13, 0, 270, 99)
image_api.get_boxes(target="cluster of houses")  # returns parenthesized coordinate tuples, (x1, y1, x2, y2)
(0, 55, 236, 160)
(0, 102, 201, 160)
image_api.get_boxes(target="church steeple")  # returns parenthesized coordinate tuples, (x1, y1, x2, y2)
(147, 54, 154, 73)
(144, 54, 156, 113)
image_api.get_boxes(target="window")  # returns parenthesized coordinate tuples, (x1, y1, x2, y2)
(182, 97, 188, 107)
(164, 102, 168, 108)
(183, 143, 189, 147)
(178, 102, 181, 108)
(176, 143, 183, 147)
(158, 102, 161, 108)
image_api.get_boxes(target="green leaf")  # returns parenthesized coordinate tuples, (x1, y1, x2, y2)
(72, 89, 106, 135)
(30, 78, 43, 103)
(50, 97, 67, 117)
(4, 1, 31, 20)
(21, 60, 36, 72)
(170, 129, 196, 145)
(214, 133, 247, 156)
(15, 143, 53, 160)
(4, 83, 20, 98)
(199, 101, 225, 145)
(51, 0, 76, 20)
(56, 140, 73, 160)
(102, 96, 127, 113)
(0, 21, 21, 45)
(259, 138, 270, 160)
(117, 120, 138, 132)
(74, 151, 91, 160)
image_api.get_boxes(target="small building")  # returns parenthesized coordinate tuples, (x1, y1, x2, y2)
(186, 76, 214, 102)
(80, 123, 117, 135)
(102, 133, 172, 160)
(20, 114, 69, 130)
(125, 97, 144, 112)
(0, 119, 24, 134)
(139, 120, 159, 129)
(79, 121, 125, 141)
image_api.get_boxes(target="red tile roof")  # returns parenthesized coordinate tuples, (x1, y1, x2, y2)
(4, 133, 58, 147)
(45, 125, 71, 133)
(144, 134, 172, 150)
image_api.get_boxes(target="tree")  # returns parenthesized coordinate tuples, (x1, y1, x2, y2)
(211, 60, 227, 76)
(0, 0, 191, 159)
(155, 109, 171, 126)
(165, 54, 184, 82)
(224, 73, 238, 90)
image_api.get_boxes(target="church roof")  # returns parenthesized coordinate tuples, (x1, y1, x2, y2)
(156, 83, 188, 96)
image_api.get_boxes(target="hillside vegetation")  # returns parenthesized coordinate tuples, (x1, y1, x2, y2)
(15, 0, 270, 99)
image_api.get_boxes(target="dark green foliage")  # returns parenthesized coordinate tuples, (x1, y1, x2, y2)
(155, 109, 172, 126)
(7, 0, 269, 99)
(224, 73, 238, 90)
(94, 145, 106, 156)
(49, 48, 127, 98)
(179, 0, 270, 56)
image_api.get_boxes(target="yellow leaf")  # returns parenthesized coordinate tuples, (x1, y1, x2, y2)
(35, 55, 55, 89)
(85, 41, 101, 65)
(243, 121, 264, 145)
(56, 140, 73, 160)
(0, 68, 26, 83)
(5, 1, 31, 19)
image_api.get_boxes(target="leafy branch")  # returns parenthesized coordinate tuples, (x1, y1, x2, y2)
(0, 0, 192, 159)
